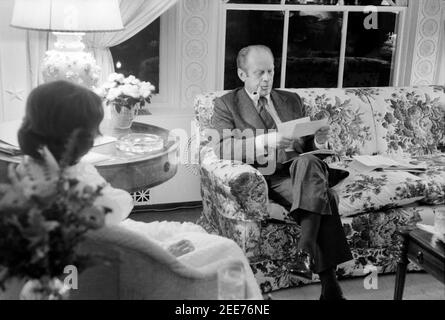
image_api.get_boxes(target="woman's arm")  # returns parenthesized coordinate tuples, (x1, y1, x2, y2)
(95, 185, 134, 225)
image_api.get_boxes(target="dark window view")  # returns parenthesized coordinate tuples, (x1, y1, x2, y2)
(343, 12, 398, 87)
(228, 0, 281, 3)
(110, 18, 160, 93)
(285, 0, 399, 4)
(224, 10, 284, 90)
(286, 11, 342, 88)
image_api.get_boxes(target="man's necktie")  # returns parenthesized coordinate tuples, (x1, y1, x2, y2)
(257, 96, 276, 129)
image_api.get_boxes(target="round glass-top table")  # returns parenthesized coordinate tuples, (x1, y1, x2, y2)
(0, 122, 180, 193)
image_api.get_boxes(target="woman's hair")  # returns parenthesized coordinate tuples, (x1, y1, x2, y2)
(18, 80, 104, 165)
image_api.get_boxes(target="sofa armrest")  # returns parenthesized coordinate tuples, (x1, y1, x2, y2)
(200, 146, 269, 222)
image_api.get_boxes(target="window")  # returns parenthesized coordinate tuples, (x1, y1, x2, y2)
(110, 18, 160, 94)
(223, 0, 408, 89)
(107, 7, 179, 109)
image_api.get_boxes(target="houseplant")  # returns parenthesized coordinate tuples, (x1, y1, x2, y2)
(0, 139, 111, 300)
(96, 73, 155, 129)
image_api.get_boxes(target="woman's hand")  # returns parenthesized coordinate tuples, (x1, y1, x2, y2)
(167, 239, 195, 257)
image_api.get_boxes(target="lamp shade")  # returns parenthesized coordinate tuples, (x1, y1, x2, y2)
(10, 0, 124, 32)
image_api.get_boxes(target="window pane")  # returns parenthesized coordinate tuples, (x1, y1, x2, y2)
(286, 0, 340, 4)
(224, 10, 284, 90)
(286, 0, 407, 5)
(286, 11, 342, 88)
(227, 0, 281, 3)
(110, 18, 160, 93)
(343, 12, 398, 87)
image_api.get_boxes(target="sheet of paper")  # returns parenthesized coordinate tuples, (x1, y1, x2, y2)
(0, 119, 116, 147)
(278, 117, 310, 152)
(278, 118, 329, 139)
(353, 155, 401, 167)
(351, 155, 427, 172)
(94, 135, 117, 146)
(277, 117, 310, 139)
(80, 151, 110, 164)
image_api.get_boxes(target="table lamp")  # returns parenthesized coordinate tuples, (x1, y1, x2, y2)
(10, 0, 124, 88)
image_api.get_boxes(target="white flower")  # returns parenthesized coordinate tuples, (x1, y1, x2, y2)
(139, 82, 155, 98)
(108, 73, 124, 83)
(94, 87, 106, 97)
(121, 84, 140, 99)
(107, 87, 123, 101)
(123, 75, 136, 84)
(103, 81, 117, 90)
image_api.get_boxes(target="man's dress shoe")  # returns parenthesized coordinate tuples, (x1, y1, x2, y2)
(288, 250, 315, 280)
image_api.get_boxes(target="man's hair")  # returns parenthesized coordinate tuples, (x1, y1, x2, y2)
(18, 80, 104, 165)
(237, 45, 274, 72)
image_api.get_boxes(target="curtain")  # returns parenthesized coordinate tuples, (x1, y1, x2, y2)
(26, 0, 178, 88)
(25, 31, 51, 89)
(0, 45, 4, 122)
(84, 0, 178, 84)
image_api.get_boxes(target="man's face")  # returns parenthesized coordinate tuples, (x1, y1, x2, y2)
(238, 50, 275, 97)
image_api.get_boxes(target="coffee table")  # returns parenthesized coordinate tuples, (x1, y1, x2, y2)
(394, 227, 445, 300)
(0, 121, 179, 193)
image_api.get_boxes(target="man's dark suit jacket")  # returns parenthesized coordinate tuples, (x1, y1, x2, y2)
(209, 87, 318, 171)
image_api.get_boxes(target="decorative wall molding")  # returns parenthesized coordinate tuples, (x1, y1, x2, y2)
(410, 0, 444, 85)
(179, 0, 218, 108)
(5, 86, 25, 101)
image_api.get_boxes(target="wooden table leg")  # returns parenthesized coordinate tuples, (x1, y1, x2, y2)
(394, 232, 410, 300)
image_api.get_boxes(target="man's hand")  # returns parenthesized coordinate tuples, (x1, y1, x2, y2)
(258, 132, 293, 150)
(315, 126, 330, 145)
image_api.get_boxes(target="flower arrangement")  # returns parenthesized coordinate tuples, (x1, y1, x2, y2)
(96, 73, 155, 114)
(0, 133, 111, 299)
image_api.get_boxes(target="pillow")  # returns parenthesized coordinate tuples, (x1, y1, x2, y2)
(332, 170, 425, 217)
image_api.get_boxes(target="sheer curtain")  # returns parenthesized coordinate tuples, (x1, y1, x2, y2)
(84, 0, 178, 84)
(26, 0, 178, 88)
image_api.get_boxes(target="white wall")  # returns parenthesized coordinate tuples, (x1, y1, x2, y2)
(0, 0, 29, 122)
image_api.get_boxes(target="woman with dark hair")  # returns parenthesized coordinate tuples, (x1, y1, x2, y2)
(18, 80, 104, 164)
(17, 80, 133, 224)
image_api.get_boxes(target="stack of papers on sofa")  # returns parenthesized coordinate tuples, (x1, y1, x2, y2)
(350, 155, 427, 173)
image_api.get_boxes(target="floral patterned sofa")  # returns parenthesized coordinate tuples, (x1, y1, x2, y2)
(193, 86, 445, 293)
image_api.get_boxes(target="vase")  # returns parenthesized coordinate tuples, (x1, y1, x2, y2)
(19, 278, 70, 300)
(109, 102, 139, 130)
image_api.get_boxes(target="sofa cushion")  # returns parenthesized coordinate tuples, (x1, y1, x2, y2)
(415, 154, 445, 205)
(330, 153, 445, 216)
(294, 88, 379, 157)
(341, 204, 444, 249)
(367, 86, 445, 155)
(332, 167, 425, 217)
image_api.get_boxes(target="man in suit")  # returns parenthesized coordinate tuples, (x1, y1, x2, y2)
(209, 45, 352, 300)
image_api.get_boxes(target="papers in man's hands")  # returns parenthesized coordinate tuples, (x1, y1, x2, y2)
(350, 155, 427, 173)
(277, 117, 329, 139)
